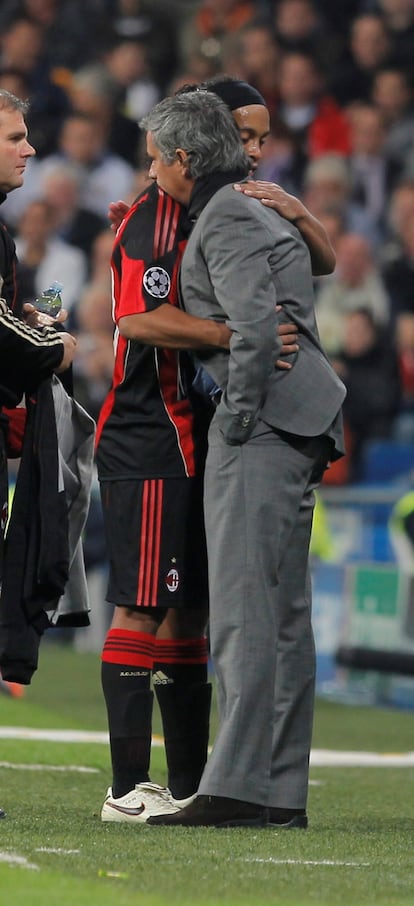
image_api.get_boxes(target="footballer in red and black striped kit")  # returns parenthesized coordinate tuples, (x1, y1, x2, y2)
(96, 181, 211, 607)
(97, 180, 230, 824)
(96, 184, 196, 481)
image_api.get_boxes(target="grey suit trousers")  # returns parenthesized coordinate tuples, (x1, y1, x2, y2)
(198, 417, 331, 807)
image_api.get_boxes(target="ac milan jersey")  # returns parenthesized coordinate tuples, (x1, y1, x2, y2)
(95, 183, 196, 480)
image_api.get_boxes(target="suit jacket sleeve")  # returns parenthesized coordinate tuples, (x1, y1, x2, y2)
(199, 197, 281, 444)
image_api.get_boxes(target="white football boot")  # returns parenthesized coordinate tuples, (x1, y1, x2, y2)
(101, 781, 184, 824)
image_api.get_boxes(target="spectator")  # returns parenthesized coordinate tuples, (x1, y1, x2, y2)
(400, 142, 414, 188)
(255, 118, 307, 197)
(276, 51, 351, 161)
(321, 206, 347, 239)
(272, 0, 345, 72)
(0, 16, 71, 156)
(71, 31, 161, 129)
(85, 228, 114, 287)
(67, 225, 113, 330)
(110, 0, 179, 93)
(37, 111, 136, 220)
(167, 55, 220, 96)
(71, 281, 114, 421)
(347, 102, 400, 238)
(14, 198, 88, 313)
(233, 22, 281, 119)
(0, 66, 30, 101)
(387, 180, 414, 240)
(66, 63, 142, 167)
(315, 232, 391, 356)
(39, 163, 107, 261)
(393, 312, 414, 440)
(103, 35, 160, 122)
(380, 180, 414, 270)
(371, 67, 414, 169)
(382, 205, 414, 317)
(0, 0, 106, 71)
(314, 0, 361, 33)
(332, 308, 401, 480)
(329, 12, 393, 105)
(366, 0, 414, 77)
(179, 0, 259, 72)
(302, 153, 381, 248)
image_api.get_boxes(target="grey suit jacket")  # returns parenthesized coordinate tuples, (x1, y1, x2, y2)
(181, 183, 346, 453)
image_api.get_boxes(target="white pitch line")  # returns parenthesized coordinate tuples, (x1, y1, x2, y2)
(0, 851, 39, 871)
(0, 761, 98, 773)
(35, 847, 80, 855)
(310, 749, 414, 767)
(245, 858, 370, 867)
(0, 727, 162, 746)
(1, 728, 414, 766)
(0, 727, 109, 743)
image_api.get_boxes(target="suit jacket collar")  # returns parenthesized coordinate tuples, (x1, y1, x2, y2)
(188, 168, 248, 222)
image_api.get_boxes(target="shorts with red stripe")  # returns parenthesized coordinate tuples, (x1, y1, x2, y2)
(99, 476, 208, 610)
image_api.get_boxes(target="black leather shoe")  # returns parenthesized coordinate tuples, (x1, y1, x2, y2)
(267, 809, 308, 829)
(147, 795, 267, 827)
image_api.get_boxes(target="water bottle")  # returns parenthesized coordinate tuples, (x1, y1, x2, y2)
(35, 280, 63, 318)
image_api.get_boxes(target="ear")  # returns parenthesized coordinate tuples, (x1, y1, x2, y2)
(176, 148, 191, 171)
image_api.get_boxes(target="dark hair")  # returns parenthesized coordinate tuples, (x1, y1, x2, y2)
(175, 76, 266, 111)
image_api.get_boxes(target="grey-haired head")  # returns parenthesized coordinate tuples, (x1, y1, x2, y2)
(140, 90, 250, 181)
(0, 89, 29, 116)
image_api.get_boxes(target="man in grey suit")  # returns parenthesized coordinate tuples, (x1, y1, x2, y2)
(142, 91, 346, 828)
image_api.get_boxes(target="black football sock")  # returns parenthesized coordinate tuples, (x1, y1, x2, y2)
(101, 628, 155, 799)
(153, 637, 211, 800)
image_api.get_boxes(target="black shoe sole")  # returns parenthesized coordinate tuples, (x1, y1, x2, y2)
(214, 815, 267, 828)
(267, 815, 308, 829)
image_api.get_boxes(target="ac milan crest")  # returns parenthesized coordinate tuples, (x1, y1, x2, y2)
(166, 567, 179, 592)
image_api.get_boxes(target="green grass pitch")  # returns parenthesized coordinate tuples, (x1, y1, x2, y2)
(0, 641, 413, 906)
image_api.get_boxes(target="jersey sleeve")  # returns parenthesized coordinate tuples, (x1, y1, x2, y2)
(113, 187, 184, 321)
(0, 300, 64, 405)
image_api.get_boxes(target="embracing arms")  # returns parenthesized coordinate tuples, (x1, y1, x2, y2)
(233, 181, 336, 276)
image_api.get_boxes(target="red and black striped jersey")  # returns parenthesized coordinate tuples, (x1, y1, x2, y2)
(96, 183, 196, 480)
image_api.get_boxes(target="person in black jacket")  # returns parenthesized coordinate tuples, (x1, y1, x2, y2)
(332, 307, 401, 481)
(0, 88, 76, 819)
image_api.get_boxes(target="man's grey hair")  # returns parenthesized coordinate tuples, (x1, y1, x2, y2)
(0, 89, 29, 116)
(141, 91, 249, 179)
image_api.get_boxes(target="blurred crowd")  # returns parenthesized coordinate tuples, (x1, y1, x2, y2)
(1, 0, 414, 484)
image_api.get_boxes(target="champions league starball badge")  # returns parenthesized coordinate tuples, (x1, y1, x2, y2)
(143, 266, 171, 299)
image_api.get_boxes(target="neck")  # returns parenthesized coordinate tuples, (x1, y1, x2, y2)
(188, 166, 249, 221)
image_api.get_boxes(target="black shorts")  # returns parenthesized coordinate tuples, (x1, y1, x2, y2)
(99, 477, 208, 610)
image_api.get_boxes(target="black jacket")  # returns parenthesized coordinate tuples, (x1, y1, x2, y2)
(0, 193, 64, 420)
(0, 194, 64, 409)
(0, 197, 65, 583)
(0, 377, 94, 684)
